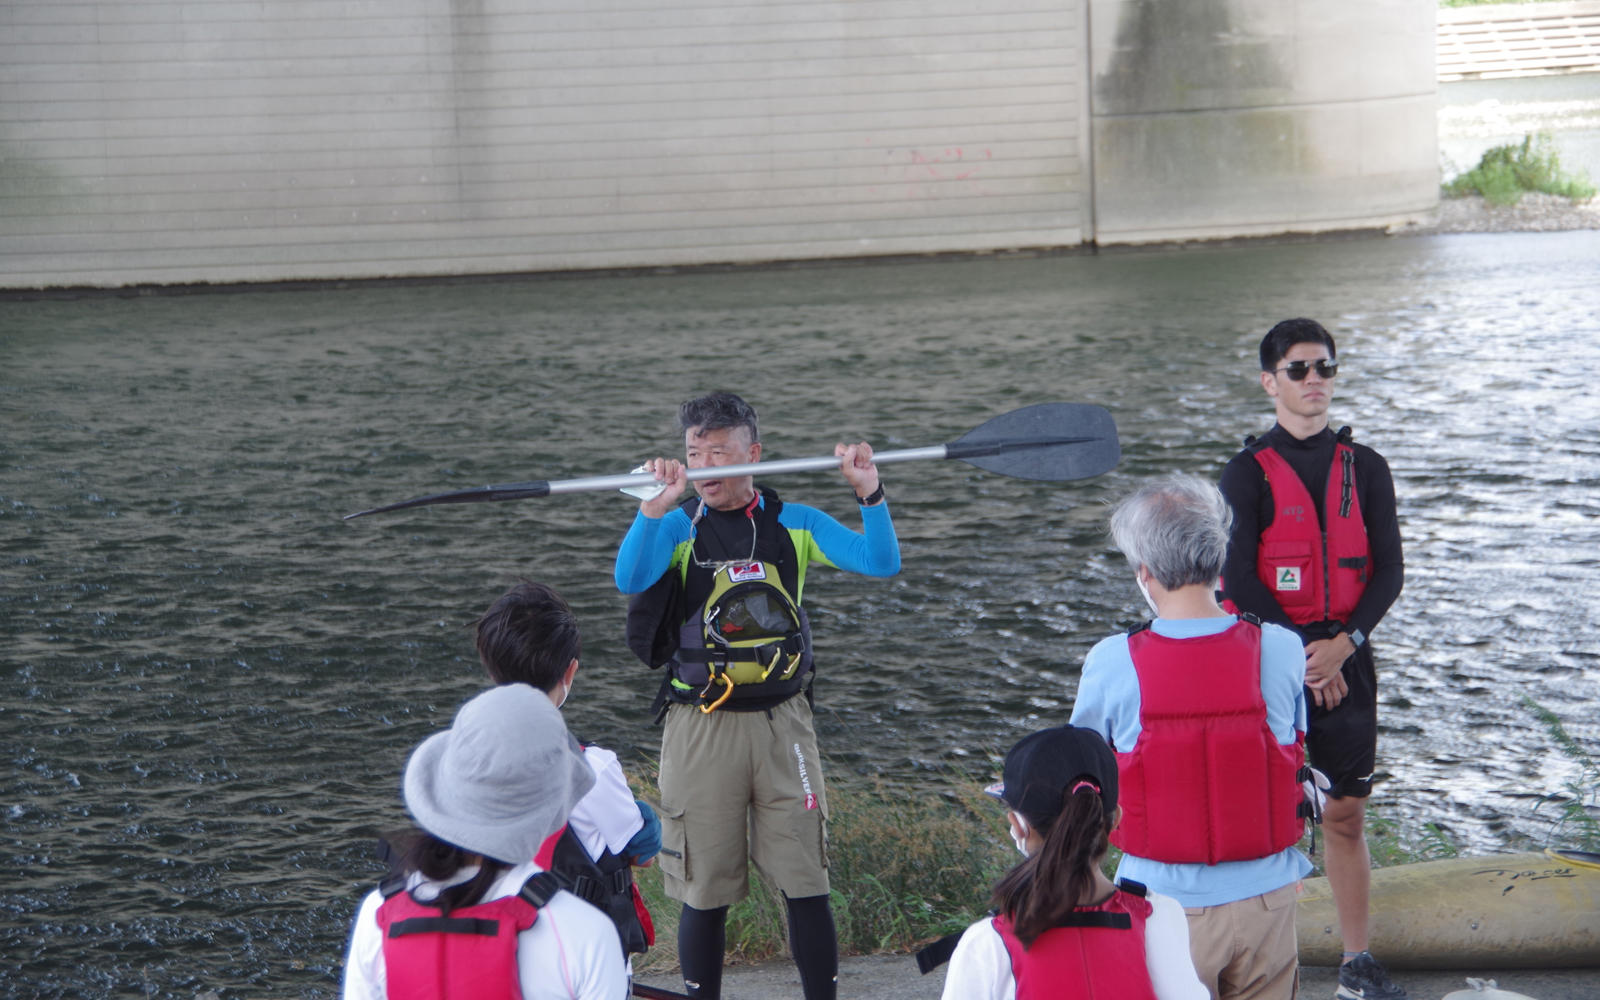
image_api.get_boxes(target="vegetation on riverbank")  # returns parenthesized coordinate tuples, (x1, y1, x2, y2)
(1444, 133, 1596, 206)
(628, 767, 1016, 973)
(1525, 696, 1600, 852)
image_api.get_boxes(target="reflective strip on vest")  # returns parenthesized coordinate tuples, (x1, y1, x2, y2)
(1110, 619, 1306, 865)
(1247, 443, 1371, 625)
(993, 890, 1158, 1000)
(375, 889, 539, 1000)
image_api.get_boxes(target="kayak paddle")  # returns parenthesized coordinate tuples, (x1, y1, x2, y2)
(633, 985, 693, 1000)
(343, 402, 1119, 520)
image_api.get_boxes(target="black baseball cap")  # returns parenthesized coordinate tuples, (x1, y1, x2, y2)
(984, 725, 1118, 821)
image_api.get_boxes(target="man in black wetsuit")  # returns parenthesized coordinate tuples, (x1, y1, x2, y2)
(1220, 319, 1407, 1000)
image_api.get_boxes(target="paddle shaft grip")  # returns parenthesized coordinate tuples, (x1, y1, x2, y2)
(543, 446, 948, 494)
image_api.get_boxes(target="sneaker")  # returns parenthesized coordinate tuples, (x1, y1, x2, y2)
(1335, 951, 1409, 1000)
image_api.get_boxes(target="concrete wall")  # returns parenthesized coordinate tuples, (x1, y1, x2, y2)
(0, 1, 1439, 288)
(1089, 0, 1439, 244)
(0, 0, 1093, 288)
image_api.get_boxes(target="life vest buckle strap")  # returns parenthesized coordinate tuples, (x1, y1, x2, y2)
(914, 932, 965, 975)
(1113, 878, 1148, 898)
(675, 643, 799, 664)
(378, 872, 408, 900)
(1053, 911, 1133, 930)
(572, 875, 608, 904)
(518, 871, 564, 909)
(1339, 446, 1356, 518)
(387, 916, 501, 938)
(1337, 555, 1369, 583)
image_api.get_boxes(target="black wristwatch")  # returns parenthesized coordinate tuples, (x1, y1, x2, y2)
(855, 484, 885, 506)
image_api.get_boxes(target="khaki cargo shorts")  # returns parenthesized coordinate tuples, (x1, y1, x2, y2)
(1184, 881, 1300, 1000)
(655, 696, 829, 910)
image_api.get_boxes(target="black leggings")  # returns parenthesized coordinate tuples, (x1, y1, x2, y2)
(678, 894, 837, 1000)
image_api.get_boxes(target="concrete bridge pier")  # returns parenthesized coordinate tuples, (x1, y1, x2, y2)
(1088, 0, 1439, 245)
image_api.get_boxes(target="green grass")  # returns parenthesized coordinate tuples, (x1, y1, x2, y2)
(1440, 0, 1539, 8)
(627, 764, 1017, 973)
(1363, 806, 1459, 870)
(1443, 132, 1597, 206)
(1524, 696, 1600, 852)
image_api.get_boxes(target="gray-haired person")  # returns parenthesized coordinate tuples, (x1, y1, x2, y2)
(614, 391, 901, 1000)
(1069, 474, 1317, 1000)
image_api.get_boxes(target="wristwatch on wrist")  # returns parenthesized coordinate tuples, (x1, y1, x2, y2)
(1344, 628, 1366, 648)
(855, 483, 885, 506)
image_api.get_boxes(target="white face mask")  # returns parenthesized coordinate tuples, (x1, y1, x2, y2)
(554, 679, 571, 709)
(1010, 815, 1031, 857)
(1136, 572, 1160, 617)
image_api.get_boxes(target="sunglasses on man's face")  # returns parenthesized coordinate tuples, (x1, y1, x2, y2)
(1271, 359, 1338, 381)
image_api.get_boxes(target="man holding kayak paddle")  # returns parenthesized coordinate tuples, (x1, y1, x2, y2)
(1220, 319, 1407, 1000)
(615, 391, 901, 1000)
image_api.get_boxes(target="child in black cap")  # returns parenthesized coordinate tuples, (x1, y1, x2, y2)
(940, 725, 1207, 1000)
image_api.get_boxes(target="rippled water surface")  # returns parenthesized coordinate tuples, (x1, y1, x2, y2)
(4, 232, 1600, 996)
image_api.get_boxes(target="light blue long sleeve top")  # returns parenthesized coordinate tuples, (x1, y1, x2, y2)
(1070, 616, 1314, 908)
(614, 495, 900, 596)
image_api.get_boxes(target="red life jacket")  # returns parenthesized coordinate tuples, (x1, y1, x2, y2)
(993, 884, 1158, 1000)
(1110, 617, 1307, 865)
(1233, 433, 1371, 626)
(375, 870, 562, 1000)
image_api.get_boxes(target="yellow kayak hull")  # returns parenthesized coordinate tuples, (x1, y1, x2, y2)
(1297, 850, 1600, 968)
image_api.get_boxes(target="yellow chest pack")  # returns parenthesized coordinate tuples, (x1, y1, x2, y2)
(673, 559, 810, 711)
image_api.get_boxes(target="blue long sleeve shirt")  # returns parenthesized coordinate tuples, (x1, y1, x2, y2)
(614, 494, 900, 598)
(1069, 616, 1313, 908)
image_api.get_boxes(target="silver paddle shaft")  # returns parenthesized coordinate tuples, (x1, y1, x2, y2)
(544, 446, 949, 495)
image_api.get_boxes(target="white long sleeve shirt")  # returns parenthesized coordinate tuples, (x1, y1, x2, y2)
(567, 746, 645, 861)
(341, 861, 627, 1000)
(940, 890, 1208, 1000)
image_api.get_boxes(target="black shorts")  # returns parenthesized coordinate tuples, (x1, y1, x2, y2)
(1305, 641, 1378, 799)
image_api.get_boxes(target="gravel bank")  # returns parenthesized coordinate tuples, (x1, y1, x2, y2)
(636, 955, 1599, 999)
(1413, 193, 1600, 233)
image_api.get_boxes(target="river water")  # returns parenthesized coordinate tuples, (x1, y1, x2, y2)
(4, 231, 1599, 996)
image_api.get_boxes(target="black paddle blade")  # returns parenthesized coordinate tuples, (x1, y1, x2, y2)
(342, 480, 551, 520)
(944, 402, 1119, 481)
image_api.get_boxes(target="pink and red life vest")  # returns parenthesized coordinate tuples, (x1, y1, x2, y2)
(375, 872, 561, 1000)
(993, 886, 1158, 1000)
(1233, 439, 1372, 625)
(1110, 618, 1306, 865)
